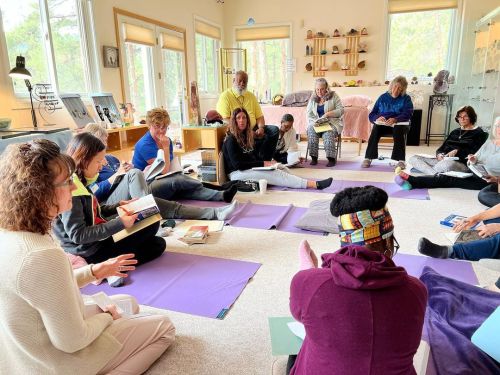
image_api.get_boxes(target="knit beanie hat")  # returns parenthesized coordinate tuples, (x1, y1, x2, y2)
(338, 207, 394, 247)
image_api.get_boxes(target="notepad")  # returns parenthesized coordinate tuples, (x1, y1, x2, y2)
(471, 306, 500, 362)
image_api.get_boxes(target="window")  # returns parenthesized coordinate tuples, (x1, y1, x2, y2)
(236, 25, 291, 101)
(116, 11, 188, 128)
(194, 18, 221, 95)
(0, 0, 98, 95)
(386, 1, 456, 81)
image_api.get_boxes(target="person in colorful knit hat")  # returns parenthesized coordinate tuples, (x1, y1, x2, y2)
(287, 185, 427, 375)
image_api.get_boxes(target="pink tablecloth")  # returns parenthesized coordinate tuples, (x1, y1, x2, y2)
(261, 105, 371, 141)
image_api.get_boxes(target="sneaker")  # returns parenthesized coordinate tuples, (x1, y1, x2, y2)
(361, 159, 371, 168)
(395, 161, 406, 170)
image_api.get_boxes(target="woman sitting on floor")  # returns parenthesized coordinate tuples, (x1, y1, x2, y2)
(395, 116, 500, 191)
(287, 186, 427, 375)
(362, 75, 413, 170)
(53, 133, 237, 269)
(132, 107, 237, 203)
(306, 78, 344, 167)
(223, 108, 333, 190)
(0, 139, 175, 374)
(408, 105, 487, 175)
(273, 113, 301, 165)
(82, 126, 236, 220)
(418, 202, 500, 261)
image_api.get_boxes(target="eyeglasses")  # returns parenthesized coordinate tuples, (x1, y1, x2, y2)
(54, 174, 76, 188)
(393, 236, 400, 254)
(457, 115, 469, 120)
(152, 124, 168, 131)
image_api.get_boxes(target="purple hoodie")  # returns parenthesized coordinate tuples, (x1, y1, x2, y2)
(290, 245, 427, 375)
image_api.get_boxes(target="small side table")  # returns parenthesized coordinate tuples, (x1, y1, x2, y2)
(425, 94, 454, 145)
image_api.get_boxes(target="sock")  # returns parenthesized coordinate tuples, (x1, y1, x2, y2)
(107, 276, 125, 287)
(316, 177, 333, 190)
(215, 200, 239, 220)
(394, 167, 409, 179)
(299, 240, 318, 270)
(394, 175, 413, 190)
(222, 185, 238, 203)
(418, 237, 452, 259)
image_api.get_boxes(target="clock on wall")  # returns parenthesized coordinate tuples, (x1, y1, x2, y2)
(103, 46, 119, 68)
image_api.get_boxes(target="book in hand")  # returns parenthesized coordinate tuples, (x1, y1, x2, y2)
(454, 229, 482, 244)
(144, 149, 183, 182)
(113, 194, 162, 242)
(467, 162, 489, 179)
(154, 157, 182, 180)
(374, 120, 410, 126)
(180, 225, 209, 244)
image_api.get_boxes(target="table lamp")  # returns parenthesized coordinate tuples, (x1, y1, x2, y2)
(9, 55, 37, 128)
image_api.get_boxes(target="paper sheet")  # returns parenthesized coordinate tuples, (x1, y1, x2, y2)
(287, 321, 306, 340)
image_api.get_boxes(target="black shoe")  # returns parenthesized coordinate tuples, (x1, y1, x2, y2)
(222, 185, 238, 202)
(310, 156, 318, 166)
(316, 177, 333, 190)
(417, 237, 451, 259)
(326, 157, 336, 167)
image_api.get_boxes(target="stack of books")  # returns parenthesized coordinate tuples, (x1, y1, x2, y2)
(181, 225, 209, 244)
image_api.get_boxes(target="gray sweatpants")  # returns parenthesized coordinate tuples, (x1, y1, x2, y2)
(409, 155, 469, 175)
(229, 168, 308, 189)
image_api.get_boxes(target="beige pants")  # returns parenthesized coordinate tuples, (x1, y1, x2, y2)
(86, 295, 176, 375)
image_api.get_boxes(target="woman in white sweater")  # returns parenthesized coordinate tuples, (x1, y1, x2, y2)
(0, 139, 175, 374)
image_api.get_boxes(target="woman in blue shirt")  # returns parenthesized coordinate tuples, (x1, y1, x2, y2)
(362, 76, 413, 170)
(132, 108, 237, 203)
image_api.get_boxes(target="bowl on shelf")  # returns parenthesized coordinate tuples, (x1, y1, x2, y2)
(0, 118, 12, 130)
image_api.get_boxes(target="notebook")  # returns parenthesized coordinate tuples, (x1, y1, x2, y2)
(471, 306, 500, 362)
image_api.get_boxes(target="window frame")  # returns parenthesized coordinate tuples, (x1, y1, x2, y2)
(194, 16, 221, 97)
(0, 0, 100, 100)
(384, 6, 460, 82)
(234, 22, 293, 96)
(114, 8, 189, 125)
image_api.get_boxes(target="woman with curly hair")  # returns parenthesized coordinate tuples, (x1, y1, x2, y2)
(222, 108, 333, 190)
(306, 78, 344, 167)
(0, 139, 175, 374)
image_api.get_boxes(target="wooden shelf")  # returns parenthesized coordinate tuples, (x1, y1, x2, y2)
(304, 35, 368, 41)
(106, 124, 149, 152)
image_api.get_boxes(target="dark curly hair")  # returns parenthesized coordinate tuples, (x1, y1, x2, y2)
(66, 133, 106, 185)
(330, 186, 389, 217)
(0, 139, 75, 234)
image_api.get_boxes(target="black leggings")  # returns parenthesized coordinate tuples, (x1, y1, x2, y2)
(85, 222, 165, 266)
(407, 174, 489, 190)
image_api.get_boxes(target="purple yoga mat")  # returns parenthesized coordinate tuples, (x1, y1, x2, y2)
(269, 179, 430, 200)
(177, 200, 325, 235)
(81, 252, 261, 319)
(307, 160, 394, 172)
(393, 253, 478, 285)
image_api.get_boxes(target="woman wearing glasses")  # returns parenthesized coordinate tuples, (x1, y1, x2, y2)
(0, 140, 175, 374)
(408, 106, 487, 175)
(395, 116, 500, 191)
(286, 186, 427, 375)
(132, 108, 238, 203)
(222, 108, 333, 190)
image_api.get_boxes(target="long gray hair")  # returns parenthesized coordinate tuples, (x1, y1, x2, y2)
(388, 76, 408, 96)
(311, 78, 334, 102)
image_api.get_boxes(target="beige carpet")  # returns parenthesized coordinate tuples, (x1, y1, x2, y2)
(128, 141, 498, 375)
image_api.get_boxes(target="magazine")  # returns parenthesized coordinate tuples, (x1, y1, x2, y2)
(113, 194, 162, 242)
(467, 162, 489, 179)
(445, 229, 483, 244)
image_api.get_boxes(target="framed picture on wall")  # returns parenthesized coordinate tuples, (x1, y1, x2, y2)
(103, 46, 119, 68)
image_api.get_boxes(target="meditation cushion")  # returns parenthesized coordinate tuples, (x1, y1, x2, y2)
(294, 199, 338, 234)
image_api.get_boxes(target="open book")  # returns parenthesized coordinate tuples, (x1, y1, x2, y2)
(144, 149, 182, 182)
(374, 120, 410, 126)
(113, 194, 162, 242)
(445, 229, 483, 244)
(467, 162, 489, 179)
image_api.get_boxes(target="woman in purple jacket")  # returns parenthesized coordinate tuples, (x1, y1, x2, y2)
(288, 186, 427, 375)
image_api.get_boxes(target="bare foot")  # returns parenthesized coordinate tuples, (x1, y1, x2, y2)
(299, 240, 319, 270)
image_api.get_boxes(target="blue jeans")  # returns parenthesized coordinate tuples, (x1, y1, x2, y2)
(254, 124, 280, 161)
(149, 174, 222, 201)
(451, 217, 500, 260)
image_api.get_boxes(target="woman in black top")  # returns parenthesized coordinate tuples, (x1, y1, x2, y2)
(409, 106, 488, 175)
(222, 108, 332, 190)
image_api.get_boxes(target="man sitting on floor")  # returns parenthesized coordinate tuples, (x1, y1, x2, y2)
(216, 70, 279, 161)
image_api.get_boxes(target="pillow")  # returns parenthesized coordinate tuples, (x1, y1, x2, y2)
(282, 90, 313, 107)
(341, 95, 372, 107)
(294, 199, 339, 234)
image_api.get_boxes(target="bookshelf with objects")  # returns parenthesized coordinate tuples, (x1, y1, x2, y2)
(304, 28, 369, 77)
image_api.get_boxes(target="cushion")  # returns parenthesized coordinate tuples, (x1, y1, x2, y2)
(294, 199, 339, 234)
(341, 94, 372, 107)
(282, 90, 312, 107)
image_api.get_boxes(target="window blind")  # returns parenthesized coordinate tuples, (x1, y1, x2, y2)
(123, 23, 155, 46)
(388, 0, 457, 13)
(161, 31, 184, 51)
(235, 25, 290, 42)
(195, 19, 221, 40)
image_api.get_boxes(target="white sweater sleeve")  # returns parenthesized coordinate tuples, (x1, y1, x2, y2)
(17, 247, 113, 353)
